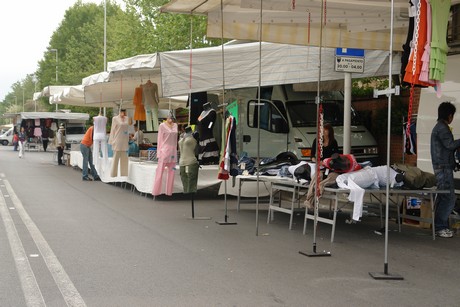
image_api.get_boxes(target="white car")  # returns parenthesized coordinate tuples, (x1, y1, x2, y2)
(0, 127, 14, 146)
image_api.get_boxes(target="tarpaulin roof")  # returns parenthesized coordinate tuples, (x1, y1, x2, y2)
(160, 41, 401, 96)
(161, 0, 417, 51)
(3, 112, 89, 121)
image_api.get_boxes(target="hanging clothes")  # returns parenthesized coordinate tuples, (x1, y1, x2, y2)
(403, 0, 433, 87)
(197, 108, 219, 165)
(142, 80, 160, 131)
(428, 0, 451, 83)
(400, 0, 415, 83)
(419, 0, 435, 84)
(133, 85, 146, 121)
(108, 113, 129, 177)
(218, 116, 238, 180)
(152, 122, 178, 196)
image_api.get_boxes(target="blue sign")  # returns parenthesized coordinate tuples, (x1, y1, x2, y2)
(336, 48, 365, 57)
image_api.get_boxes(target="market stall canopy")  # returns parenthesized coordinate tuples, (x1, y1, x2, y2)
(161, 0, 419, 51)
(48, 85, 97, 108)
(2, 112, 90, 122)
(160, 41, 401, 97)
(41, 85, 70, 97)
(83, 54, 162, 107)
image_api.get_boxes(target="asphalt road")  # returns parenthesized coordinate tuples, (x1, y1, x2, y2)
(0, 145, 459, 307)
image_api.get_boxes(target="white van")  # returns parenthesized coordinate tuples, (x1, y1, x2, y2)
(226, 84, 379, 163)
(417, 54, 460, 187)
(0, 127, 14, 146)
(64, 121, 87, 147)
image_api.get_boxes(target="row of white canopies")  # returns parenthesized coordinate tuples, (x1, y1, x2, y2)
(35, 41, 401, 110)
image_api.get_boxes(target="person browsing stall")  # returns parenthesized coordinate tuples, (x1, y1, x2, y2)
(56, 124, 66, 165)
(430, 101, 460, 238)
(80, 126, 101, 181)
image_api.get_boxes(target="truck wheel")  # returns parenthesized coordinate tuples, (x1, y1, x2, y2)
(1, 140, 8, 146)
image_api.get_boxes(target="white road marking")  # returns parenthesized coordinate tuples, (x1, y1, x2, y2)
(4, 180, 87, 307)
(0, 189, 45, 306)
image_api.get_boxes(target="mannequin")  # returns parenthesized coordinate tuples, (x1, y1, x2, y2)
(93, 112, 108, 174)
(142, 80, 159, 131)
(197, 102, 219, 165)
(152, 113, 178, 196)
(108, 109, 129, 177)
(179, 126, 199, 193)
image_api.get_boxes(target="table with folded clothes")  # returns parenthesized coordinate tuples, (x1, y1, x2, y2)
(305, 156, 449, 242)
(218, 152, 312, 204)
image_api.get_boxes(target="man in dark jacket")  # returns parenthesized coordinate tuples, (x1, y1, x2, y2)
(430, 101, 460, 238)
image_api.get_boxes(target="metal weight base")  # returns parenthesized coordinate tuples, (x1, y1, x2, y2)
(299, 250, 332, 257)
(216, 221, 237, 225)
(369, 272, 404, 280)
(188, 216, 212, 220)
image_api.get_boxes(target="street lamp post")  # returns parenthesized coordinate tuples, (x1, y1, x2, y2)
(22, 88, 24, 112)
(49, 48, 58, 83)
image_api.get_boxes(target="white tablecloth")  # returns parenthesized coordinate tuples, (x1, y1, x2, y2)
(70, 151, 221, 194)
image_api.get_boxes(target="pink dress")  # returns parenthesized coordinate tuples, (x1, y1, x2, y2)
(152, 122, 178, 196)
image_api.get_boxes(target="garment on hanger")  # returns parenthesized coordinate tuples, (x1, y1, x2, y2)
(133, 85, 146, 121)
(142, 80, 159, 131)
(179, 130, 199, 193)
(108, 113, 129, 177)
(218, 116, 238, 180)
(403, 0, 433, 87)
(429, 0, 451, 83)
(197, 107, 219, 165)
(152, 122, 178, 196)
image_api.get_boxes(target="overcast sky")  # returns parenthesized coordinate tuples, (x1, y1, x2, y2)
(0, 0, 123, 102)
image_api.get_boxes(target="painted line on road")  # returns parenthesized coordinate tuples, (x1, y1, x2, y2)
(4, 180, 87, 307)
(0, 187, 45, 306)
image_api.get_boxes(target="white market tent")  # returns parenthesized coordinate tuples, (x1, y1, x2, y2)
(83, 54, 188, 109)
(160, 41, 401, 97)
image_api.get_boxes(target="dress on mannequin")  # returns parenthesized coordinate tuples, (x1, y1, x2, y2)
(179, 127, 199, 193)
(108, 111, 129, 177)
(142, 80, 159, 131)
(93, 114, 108, 174)
(152, 119, 178, 196)
(133, 85, 146, 121)
(197, 103, 219, 165)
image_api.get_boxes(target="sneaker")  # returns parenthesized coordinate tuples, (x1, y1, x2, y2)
(93, 177, 101, 181)
(436, 229, 454, 238)
(82, 177, 93, 181)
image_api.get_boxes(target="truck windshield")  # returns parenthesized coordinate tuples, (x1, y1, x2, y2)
(286, 100, 361, 127)
(66, 127, 86, 134)
(286, 101, 343, 127)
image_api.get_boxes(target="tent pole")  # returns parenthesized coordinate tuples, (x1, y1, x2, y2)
(216, 0, 236, 226)
(299, 0, 331, 258)
(369, 0, 403, 280)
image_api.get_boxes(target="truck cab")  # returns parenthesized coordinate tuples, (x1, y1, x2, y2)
(231, 84, 379, 163)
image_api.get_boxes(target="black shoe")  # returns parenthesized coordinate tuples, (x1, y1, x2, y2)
(93, 177, 101, 181)
(82, 177, 93, 181)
